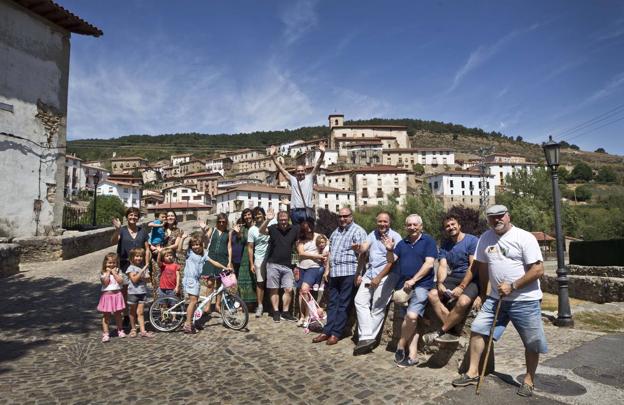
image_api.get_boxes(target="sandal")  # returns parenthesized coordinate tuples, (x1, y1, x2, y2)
(117, 330, 127, 338)
(183, 324, 198, 334)
(140, 331, 155, 338)
(101, 333, 110, 343)
(128, 330, 137, 338)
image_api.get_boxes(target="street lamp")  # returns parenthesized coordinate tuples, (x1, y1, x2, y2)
(543, 135, 573, 327)
(92, 171, 101, 226)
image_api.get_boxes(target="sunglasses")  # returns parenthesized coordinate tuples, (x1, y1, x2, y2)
(339, 214, 352, 218)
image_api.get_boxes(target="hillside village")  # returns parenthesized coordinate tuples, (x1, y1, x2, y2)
(64, 113, 542, 223)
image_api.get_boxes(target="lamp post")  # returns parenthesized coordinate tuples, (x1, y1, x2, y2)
(543, 135, 573, 327)
(92, 172, 101, 226)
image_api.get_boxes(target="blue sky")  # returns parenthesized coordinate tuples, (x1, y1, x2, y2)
(63, 0, 624, 155)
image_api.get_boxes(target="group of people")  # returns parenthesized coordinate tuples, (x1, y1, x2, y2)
(96, 139, 547, 397)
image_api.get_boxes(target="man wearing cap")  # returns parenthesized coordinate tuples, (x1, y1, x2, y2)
(423, 214, 481, 344)
(270, 141, 325, 225)
(392, 214, 438, 368)
(451, 205, 547, 398)
(352, 211, 400, 356)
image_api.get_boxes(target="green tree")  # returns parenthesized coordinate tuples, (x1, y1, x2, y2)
(596, 166, 617, 183)
(569, 162, 593, 182)
(574, 185, 592, 202)
(85, 195, 126, 226)
(413, 163, 425, 175)
(557, 166, 569, 183)
(594, 147, 606, 153)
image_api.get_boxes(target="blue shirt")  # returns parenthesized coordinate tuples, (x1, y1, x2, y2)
(439, 234, 478, 278)
(364, 228, 402, 278)
(185, 250, 210, 282)
(393, 233, 438, 289)
(150, 220, 165, 245)
(329, 222, 366, 277)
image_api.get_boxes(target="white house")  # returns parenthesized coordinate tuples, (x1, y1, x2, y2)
(485, 162, 537, 187)
(426, 171, 496, 209)
(64, 154, 84, 199)
(227, 149, 264, 164)
(353, 166, 409, 207)
(298, 149, 338, 169)
(170, 153, 192, 167)
(215, 184, 290, 223)
(162, 184, 210, 205)
(205, 157, 233, 175)
(82, 163, 109, 191)
(272, 139, 304, 156)
(97, 180, 141, 208)
(314, 186, 355, 213)
(0, 0, 101, 237)
(383, 148, 455, 169)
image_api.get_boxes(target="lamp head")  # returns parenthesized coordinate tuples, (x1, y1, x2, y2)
(543, 135, 560, 169)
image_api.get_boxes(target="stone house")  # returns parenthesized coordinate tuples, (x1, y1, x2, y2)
(181, 171, 222, 200)
(233, 155, 283, 173)
(226, 148, 264, 164)
(382, 148, 455, 170)
(177, 159, 205, 177)
(297, 149, 339, 168)
(170, 153, 192, 167)
(205, 157, 233, 175)
(215, 184, 290, 223)
(110, 156, 148, 175)
(328, 114, 409, 155)
(0, 0, 102, 237)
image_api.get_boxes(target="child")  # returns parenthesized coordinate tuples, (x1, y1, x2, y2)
(97, 252, 126, 342)
(148, 212, 167, 252)
(314, 235, 329, 290)
(125, 248, 155, 338)
(157, 247, 181, 297)
(183, 232, 212, 334)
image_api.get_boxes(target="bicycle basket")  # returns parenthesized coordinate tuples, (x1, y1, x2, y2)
(220, 271, 237, 288)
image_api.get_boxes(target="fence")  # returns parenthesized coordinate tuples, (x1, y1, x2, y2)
(62, 206, 89, 230)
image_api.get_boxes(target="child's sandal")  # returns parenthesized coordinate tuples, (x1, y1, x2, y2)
(102, 333, 110, 343)
(128, 330, 137, 338)
(140, 331, 155, 338)
(117, 330, 127, 338)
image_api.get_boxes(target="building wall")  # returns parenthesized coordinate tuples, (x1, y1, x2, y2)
(97, 183, 140, 208)
(355, 172, 407, 207)
(322, 173, 352, 191)
(383, 150, 455, 168)
(171, 155, 191, 166)
(215, 190, 289, 223)
(487, 163, 535, 186)
(0, 1, 71, 237)
(427, 174, 496, 209)
(331, 127, 409, 150)
(164, 187, 207, 204)
(64, 156, 83, 199)
(300, 150, 338, 168)
(110, 159, 147, 174)
(228, 150, 262, 163)
(315, 191, 355, 213)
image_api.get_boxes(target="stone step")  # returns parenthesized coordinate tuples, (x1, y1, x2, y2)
(568, 265, 624, 278)
(541, 274, 624, 303)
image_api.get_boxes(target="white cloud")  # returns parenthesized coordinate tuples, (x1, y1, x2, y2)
(446, 23, 540, 94)
(279, 0, 320, 46)
(584, 71, 624, 105)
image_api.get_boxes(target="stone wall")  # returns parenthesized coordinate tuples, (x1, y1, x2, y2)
(541, 274, 624, 303)
(0, 243, 21, 277)
(14, 227, 115, 263)
(568, 265, 624, 278)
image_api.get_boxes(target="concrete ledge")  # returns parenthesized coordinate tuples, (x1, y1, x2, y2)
(14, 227, 115, 263)
(0, 243, 21, 277)
(541, 274, 624, 303)
(569, 265, 624, 278)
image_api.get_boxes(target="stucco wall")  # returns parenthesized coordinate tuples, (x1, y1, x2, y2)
(0, 243, 21, 277)
(0, 0, 70, 238)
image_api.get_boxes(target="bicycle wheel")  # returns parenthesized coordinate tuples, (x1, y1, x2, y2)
(149, 296, 186, 332)
(220, 292, 248, 330)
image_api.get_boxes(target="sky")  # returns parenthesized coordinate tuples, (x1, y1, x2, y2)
(62, 0, 624, 155)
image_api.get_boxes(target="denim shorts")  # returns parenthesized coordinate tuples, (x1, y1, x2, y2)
(158, 288, 176, 298)
(471, 297, 548, 354)
(401, 286, 429, 317)
(127, 293, 147, 305)
(297, 267, 324, 289)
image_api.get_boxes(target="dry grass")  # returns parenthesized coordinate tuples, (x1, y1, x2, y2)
(574, 312, 624, 333)
(541, 292, 588, 312)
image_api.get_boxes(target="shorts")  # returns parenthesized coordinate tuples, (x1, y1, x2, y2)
(127, 293, 147, 305)
(158, 288, 176, 298)
(183, 277, 200, 296)
(443, 275, 479, 300)
(297, 267, 324, 289)
(471, 297, 548, 354)
(402, 286, 429, 317)
(266, 262, 294, 289)
(254, 258, 267, 283)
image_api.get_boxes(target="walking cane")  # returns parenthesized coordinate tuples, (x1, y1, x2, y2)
(476, 298, 502, 395)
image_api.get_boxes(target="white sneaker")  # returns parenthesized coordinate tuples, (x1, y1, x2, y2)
(255, 304, 263, 318)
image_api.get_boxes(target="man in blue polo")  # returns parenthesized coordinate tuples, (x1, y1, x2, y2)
(312, 207, 366, 346)
(393, 213, 438, 368)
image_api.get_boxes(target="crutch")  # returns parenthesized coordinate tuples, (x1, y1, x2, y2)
(476, 298, 503, 395)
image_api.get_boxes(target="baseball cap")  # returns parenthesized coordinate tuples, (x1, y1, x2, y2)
(486, 204, 508, 217)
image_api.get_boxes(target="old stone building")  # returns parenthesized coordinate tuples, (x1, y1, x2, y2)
(0, 0, 102, 237)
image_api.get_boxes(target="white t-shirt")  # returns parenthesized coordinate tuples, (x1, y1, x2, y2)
(297, 233, 328, 269)
(247, 219, 277, 263)
(475, 226, 543, 301)
(289, 174, 314, 209)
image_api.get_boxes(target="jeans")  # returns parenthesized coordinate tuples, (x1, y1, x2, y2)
(290, 208, 315, 225)
(323, 275, 355, 338)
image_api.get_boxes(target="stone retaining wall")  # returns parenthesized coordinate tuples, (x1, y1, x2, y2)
(14, 227, 115, 263)
(541, 274, 624, 303)
(568, 265, 624, 278)
(0, 243, 21, 277)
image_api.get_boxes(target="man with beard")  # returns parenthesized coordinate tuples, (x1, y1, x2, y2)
(451, 205, 547, 398)
(423, 214, 480, 344)
(270, 141, 325, 225)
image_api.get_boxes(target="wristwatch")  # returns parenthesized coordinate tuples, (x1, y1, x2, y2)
(511, 281, 518, 291)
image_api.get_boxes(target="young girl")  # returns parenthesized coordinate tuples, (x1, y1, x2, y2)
(97, 252, 126, 342)
(157, 247, 181, 297)
(183, 232, 212, 334)
(125, 248, 155, 338)
(296, 222, 329, 326)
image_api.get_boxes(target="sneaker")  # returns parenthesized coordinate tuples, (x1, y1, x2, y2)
(397, 357, 418, 368)
(353, 339, 376, 356)
(117, 330, 127, 338)
(422, 330, 442, 345)
(272, 312, 281, 323)
(436, 333, 460, 344)
(255, 304, 263, 318)
(394, 349, 405, 364)
(101, 333, 110, 343)
(452, 373, 479, 387)
(517, 383, 534, 397)
(281, 312, 297, 322)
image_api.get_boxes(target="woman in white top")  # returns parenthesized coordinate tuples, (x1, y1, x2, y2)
(296, 220, 328, 325)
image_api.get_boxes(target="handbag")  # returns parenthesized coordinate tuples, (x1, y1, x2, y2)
(220, 270, 237, 288)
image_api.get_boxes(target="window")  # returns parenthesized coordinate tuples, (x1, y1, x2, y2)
(394, 178, 399, 185)
(335, 194, 339, 199)
(326, 204, 329, 210)
(461, 181, 465, 188)
(335, 204, 340, 211)
(394, 188, 399, 194)
(433, 181, 439, 189)
(248, 192, 251, 199)
(450, 180, 454, 187)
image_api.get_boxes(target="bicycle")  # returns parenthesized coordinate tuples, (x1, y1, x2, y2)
(149, 271, 248, 332)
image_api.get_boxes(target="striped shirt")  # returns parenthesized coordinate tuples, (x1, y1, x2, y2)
(329, 222, 366, 277)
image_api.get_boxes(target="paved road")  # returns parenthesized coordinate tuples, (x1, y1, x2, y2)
(0, 247, 622, 404)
